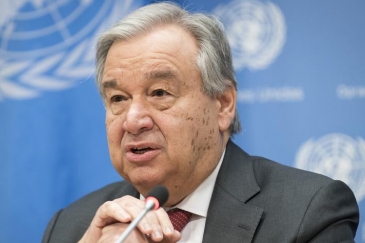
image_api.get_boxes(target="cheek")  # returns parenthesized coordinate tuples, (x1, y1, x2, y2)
(106, 116, 128, 176)
(178, 105, 219, 153)
(106, 115, 124, 149)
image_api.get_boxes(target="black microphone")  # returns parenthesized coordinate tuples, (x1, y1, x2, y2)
(115, 185, 169, 243)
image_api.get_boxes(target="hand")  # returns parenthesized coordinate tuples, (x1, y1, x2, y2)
(97, 222, 181, 243)
(97, 222, 148, 243)
(78, 195, 181, 243)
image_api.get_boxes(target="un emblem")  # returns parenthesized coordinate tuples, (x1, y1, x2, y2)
(214, 0, 286, 71)
(0, 0, 141, 100)
(295, 133, 365, 202)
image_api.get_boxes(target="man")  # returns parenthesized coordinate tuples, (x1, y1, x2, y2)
(42, 2, 359, 243)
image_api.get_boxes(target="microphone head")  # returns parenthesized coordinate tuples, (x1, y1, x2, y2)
(146, 185, 169, 210)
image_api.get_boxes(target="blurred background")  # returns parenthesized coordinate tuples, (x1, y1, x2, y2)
(0, 0, 364, 242)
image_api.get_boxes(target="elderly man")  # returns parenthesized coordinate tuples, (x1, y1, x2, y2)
(42, 2, 359, 243)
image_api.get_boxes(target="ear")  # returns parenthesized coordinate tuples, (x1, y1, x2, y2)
(217, 85, 236, 132)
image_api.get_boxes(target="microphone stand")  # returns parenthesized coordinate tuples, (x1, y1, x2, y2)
(114, 200, 155, 243)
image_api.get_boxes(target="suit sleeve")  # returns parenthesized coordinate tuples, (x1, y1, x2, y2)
(296, 180, 359, 243)
(42, 210, 63, 243)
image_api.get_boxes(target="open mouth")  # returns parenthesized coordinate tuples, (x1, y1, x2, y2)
(131, 147, 153, 154)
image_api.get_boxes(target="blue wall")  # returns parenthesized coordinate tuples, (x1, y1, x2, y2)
(1, 0, 364, 242)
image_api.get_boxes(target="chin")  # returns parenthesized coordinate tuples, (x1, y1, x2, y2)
(130, 173, 166, 191)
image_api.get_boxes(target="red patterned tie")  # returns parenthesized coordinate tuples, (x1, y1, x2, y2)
(167, 208, 192, 232)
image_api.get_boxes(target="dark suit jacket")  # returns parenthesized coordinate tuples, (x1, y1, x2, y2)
(42, 141, 359, 242)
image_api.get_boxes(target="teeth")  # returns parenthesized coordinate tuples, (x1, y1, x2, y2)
(133, 147, 148, 151)
(131, 147, 151, 154)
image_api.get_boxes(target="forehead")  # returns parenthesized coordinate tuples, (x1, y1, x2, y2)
(102, 68, 179, 91)
(102, 25, 199, 80)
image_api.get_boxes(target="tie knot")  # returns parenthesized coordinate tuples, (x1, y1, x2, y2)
(167, 208, 192, 232)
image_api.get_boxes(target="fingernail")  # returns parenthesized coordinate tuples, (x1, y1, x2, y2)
(164, 226, 173, 234)
(153, 230, 162, 239)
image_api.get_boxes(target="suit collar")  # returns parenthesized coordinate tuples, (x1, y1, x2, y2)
(203, 140, 263, 243)
(216, 140, 260, 203)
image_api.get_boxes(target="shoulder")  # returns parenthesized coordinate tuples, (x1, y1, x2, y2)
(225, 140, 354, 213)
(248, 153, 338, 206)
(251, 157, 359, 241)
(228, 140, 332, 190)
(225, 141, 359, 240)
(251, 155, 332, 188)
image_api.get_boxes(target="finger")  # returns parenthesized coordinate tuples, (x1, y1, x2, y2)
(94, 200, 132, 227)
(171, 230, 182, 242)
(162, 230, 181, 243)
(155, 208, 175, 236)
(98, 222, 148, 243)
(112, 195, 149, 225)
(113, 196, 160, 236)
(149, 230, 181, 243)
(119, 200, 156, 235)
(79, 201, 132, 243)
(143, 210, 164, 242)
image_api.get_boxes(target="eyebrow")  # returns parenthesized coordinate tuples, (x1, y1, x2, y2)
(145, 69, 177, 80)
(102, 79, 117, 89)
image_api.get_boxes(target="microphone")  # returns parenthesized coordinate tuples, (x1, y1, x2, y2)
(115, 185, 169, 243)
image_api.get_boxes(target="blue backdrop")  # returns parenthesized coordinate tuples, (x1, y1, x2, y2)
(1, 0, 364, 242)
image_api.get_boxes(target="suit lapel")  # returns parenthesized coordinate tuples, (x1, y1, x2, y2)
(203, 141, 263, 243)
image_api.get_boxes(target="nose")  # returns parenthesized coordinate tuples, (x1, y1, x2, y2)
(123, 98, 153, 135)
